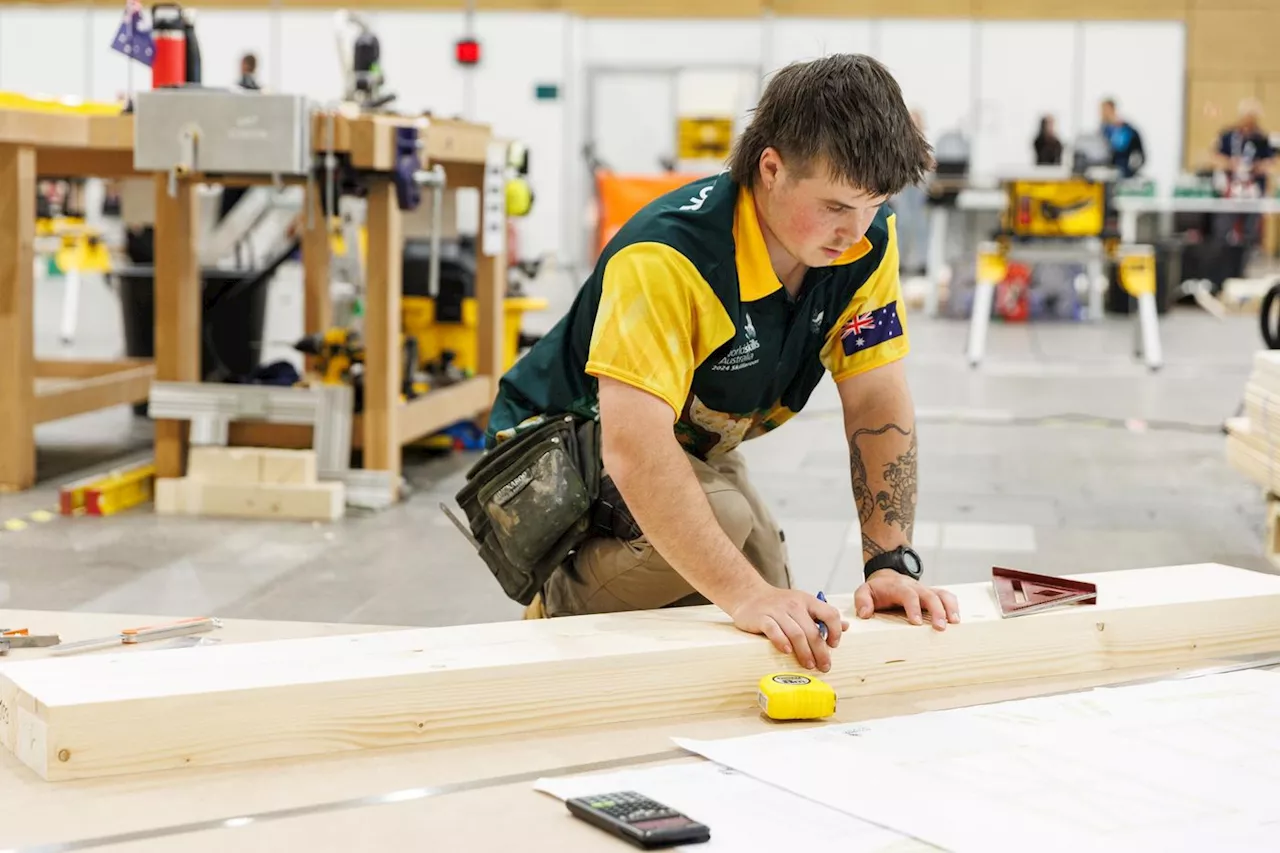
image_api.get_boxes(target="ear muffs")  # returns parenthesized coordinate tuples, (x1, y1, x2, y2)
(507, 178, 534, 217)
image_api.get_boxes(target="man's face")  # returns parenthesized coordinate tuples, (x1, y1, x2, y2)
(1101, 103, 1116, 125)
(757, 151, 888, 269)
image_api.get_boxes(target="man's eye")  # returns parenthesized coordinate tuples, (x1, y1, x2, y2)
(827, 204, 846, 213)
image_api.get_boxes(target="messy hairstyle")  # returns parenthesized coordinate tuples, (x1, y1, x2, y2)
(729, 54, 933, 197)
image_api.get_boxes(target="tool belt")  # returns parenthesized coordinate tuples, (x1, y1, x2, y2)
(454, 414, 606, 605)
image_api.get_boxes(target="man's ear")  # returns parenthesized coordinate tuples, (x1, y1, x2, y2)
(758, 147, 783, 191)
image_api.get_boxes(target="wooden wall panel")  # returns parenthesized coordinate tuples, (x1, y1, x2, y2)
(1261, 78, 1280, 127)
(769, 0, 973, 16)
(1188, 10, 1280, 75)
(564, 0, 763, 15)
(1185, 77, 1259, 168)
(1190, 0, 1280, 10)
(975, 0, 1185, 19)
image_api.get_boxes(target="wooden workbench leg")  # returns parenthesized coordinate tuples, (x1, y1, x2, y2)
(0, 144, 36, 491)
(302, 183, 332, 342)
(153, 175, 200, 479)
(476, 167, 506, 397)
(364, 182, 402, 480)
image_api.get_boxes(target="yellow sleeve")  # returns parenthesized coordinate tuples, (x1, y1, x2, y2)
(820, 214, 911, 383)
(586, 242, 735, 420)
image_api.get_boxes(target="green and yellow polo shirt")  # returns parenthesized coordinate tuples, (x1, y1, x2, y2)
(486, 171, 910, 460)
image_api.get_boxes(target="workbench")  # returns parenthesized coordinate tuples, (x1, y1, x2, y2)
(148, 111, 504, 487)
(0, 109, 152, 493)
(4, 563, 1279, 851)
(0, 106, 503, 493)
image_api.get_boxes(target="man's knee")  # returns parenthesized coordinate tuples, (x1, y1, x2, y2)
(705, 485, 754, 550)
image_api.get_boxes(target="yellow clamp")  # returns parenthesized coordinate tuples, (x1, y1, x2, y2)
(1118, 246, 1156, 298)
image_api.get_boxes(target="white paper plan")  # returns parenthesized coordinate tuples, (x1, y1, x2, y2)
(535, 760, 918, 851)
(674, 670, 1280, 853)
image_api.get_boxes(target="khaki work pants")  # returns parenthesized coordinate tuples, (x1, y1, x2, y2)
(541, 450, 792, 616)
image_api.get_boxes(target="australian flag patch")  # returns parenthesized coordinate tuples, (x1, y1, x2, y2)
(840, 301, 903, 356)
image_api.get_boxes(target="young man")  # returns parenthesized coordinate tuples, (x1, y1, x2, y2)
(484, 54, 960, 672)
(1100, 98, 1145, 178)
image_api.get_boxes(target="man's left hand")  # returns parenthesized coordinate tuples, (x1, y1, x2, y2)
(853, 569, 960, 631)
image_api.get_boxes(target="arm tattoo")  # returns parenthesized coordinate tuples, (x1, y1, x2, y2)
(849, 423, 917, 550)
(876, 428, 917, 542)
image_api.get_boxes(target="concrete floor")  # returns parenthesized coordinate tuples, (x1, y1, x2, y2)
(0, 263, 1270, 626)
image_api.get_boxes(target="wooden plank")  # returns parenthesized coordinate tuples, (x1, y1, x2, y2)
(34, 358, 150, 379)
(301, 183, 332, 360)
(227, 421, 315, 450)
(152, 176, 201, 479)
(0, 143, 36, 492)
(35, 148, 136, 179)
(0, 111, 91, 149)
(187, 447, 317, 485)
(2, 604, 1212, 853)
(32, 366, 155, 424)
(398, 377, 494, 444)
(362, 182, 403, 480)
(3, 563, 1280, 782)
(155, 478, 343, 521)
(425, 119, 492, 166)
(474, 155, 505, 401)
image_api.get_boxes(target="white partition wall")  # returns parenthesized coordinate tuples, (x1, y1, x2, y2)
(0, 6, 1188, 267)
(875, 20, 976, 146)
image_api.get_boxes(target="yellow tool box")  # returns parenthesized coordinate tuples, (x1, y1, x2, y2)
(1002, 178, 1110, 239)
(403, 295, 547, 376)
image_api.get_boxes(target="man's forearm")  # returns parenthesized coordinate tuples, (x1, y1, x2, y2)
(848, 409, 917, 565)
(604, 429, 768, 611)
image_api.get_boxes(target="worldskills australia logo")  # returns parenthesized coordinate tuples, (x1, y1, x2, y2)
(712, 311, 760, 372)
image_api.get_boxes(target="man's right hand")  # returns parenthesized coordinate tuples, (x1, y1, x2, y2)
(728, 586, 848, 673)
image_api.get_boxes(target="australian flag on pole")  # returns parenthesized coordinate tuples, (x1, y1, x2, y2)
(111, 0, 155, 67)
(840, 301, 904, 357)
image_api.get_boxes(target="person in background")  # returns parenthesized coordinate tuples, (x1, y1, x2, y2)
(1033, 115, 1063, 166)
(1211, 98, 1275, 249)
(1213, 98, 1274, 197)
(238, 53, 260, 90)
(1100, 98, 1144, 178)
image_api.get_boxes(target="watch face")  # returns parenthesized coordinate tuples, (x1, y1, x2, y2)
(902, 548, 923, 577)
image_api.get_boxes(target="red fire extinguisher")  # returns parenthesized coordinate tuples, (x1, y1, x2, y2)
(151, 4, 187, 88)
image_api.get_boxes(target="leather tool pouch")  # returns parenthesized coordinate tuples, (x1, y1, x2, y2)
(454, 415, 602, 605)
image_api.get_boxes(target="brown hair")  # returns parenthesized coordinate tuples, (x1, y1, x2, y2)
(729, 54, 932, 197)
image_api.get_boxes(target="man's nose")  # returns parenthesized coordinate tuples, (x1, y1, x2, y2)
(838, 210, 877, 243)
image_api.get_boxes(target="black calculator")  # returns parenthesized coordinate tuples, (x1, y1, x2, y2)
(566, 791, 710, 849)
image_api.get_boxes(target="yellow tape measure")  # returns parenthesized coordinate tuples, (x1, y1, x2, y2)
(757, 673, 837, 721)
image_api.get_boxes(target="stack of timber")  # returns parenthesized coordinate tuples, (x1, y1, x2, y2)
(2, 563, 1279, 782)
(155, 447, 343, 522)
(1226, 351, 1280, 494)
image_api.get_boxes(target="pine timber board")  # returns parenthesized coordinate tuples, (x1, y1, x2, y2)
(0, 606, 1274, 850)
(3, 564, 1280, 783)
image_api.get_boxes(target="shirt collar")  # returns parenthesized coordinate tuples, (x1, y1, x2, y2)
(732, 186, 873, 302)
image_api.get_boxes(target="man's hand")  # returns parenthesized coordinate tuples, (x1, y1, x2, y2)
(728, 587, 849, 673)
(854, 569, 960, 631)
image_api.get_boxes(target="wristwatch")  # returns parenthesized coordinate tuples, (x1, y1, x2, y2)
(864, 545, 924, 582)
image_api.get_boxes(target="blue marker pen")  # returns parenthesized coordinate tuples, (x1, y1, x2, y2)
(816, 590, 829, 642)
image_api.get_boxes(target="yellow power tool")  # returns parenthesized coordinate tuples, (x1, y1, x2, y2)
(757, 673, 838, 721)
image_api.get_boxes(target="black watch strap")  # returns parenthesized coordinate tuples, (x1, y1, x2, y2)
(864, 545, 923, 581)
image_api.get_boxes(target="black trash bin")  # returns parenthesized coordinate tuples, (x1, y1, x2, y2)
(116, 266, 273, 414)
